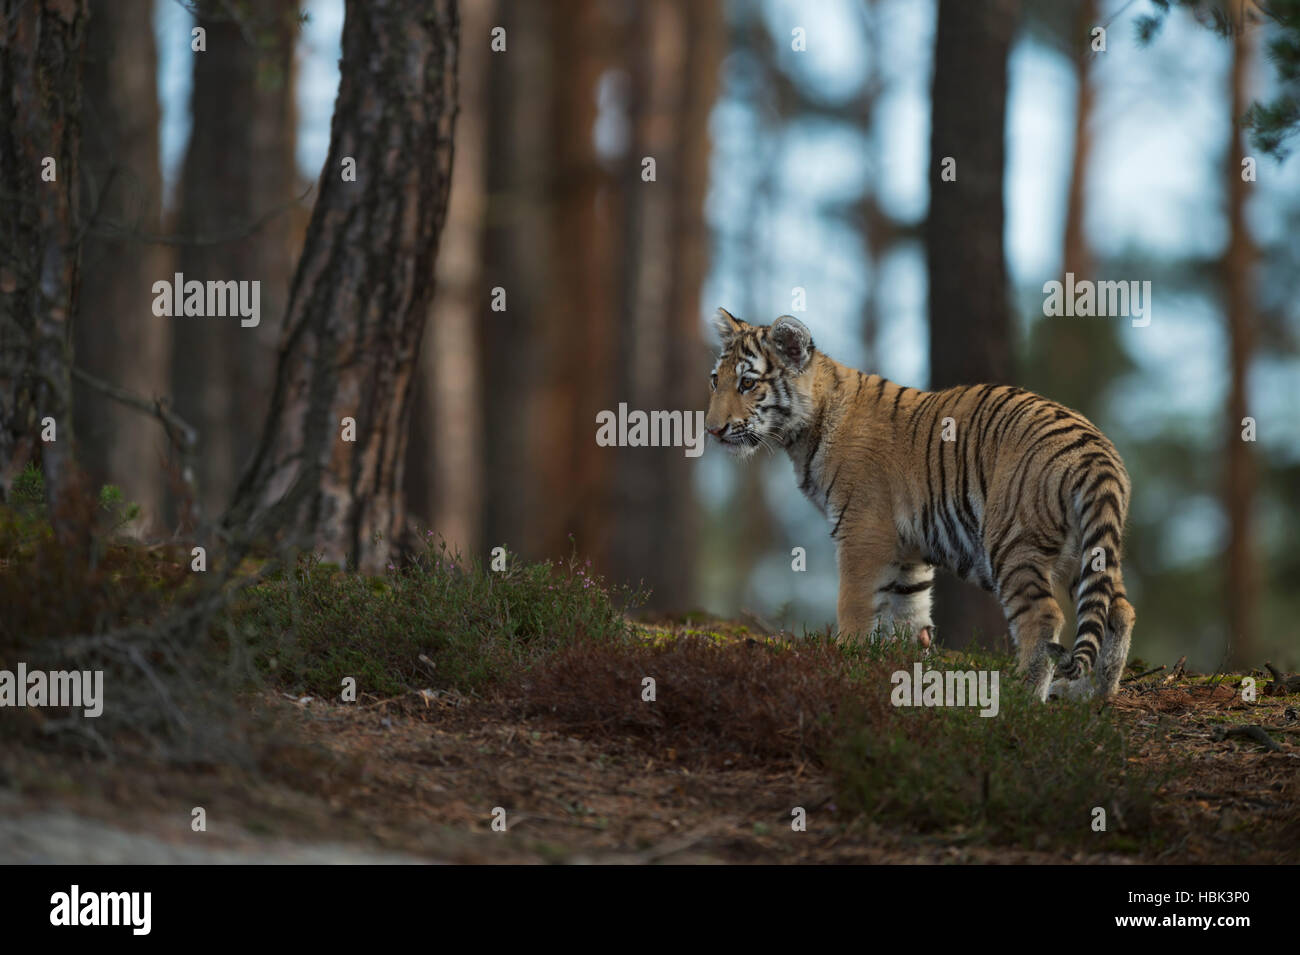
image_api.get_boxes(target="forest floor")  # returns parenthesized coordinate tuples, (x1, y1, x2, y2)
(5, 494, 1295, 864)
(4, 637, 1298, 865)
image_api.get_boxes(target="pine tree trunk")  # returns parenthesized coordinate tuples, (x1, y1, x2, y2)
(0, 0, 89, 542)
(611, 0, 718, 610)
(479, 0, 549, 563)
(1224, 24, 1258, 666)
(529, 0, 623, 566)
(407, 0, 490, 559)
(924, 0, 1019, 648)
(172, 1, 298, 524)
(661, 0, 720, 609)
(479, 0, 624, 570)
(75, 0, 168, 533)
(1062, 0, 1097, 283)
(227, 0, 458, 573)
(1039, 0, 1103, 417)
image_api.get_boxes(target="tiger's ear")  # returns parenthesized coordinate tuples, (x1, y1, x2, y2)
(712, 307, 743, 344)
(769, 315, 813, 371)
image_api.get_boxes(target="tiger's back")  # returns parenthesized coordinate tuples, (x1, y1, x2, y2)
(705, 309, 1135, 700)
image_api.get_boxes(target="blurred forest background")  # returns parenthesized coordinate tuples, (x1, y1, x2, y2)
(35, 0, 1300, 672)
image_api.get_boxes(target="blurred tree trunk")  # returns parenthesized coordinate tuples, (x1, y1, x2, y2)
(1040, 0, 1105, 420)
(924, 0, 1019, 648)
(1062, 0, 1096, 284)
(478, 0, 719, 606)
(611, 0, 719, 609)
(856, 0, 891, 366)
(480, 0, 625, 570)
(0, 0, 89, 543)
(479, 0, 549, 560)
(1224, 24, 1258, 665)
(228, 0, 458, 573)
(75, 0, 168, 534)
(172, 1, 297, 525)
(407, 0, 490, 559)
(530, 0, 624, 566)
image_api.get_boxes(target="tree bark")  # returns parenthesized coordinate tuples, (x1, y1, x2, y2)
(172, 1, 298, 524)
(406, 0, 490, 560)
(0, 0, 89, 541)
(924, 0, 1019, 648)
(227, 0, 458, 573)
(1224, 23, 1258, 666)
(75, 0, 168, 533)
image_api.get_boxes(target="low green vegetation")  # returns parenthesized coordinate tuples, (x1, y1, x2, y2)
(827, 651, 1170, 852)
(227, 539, 647, 698)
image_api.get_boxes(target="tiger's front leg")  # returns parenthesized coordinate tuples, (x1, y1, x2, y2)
(834, 538, 895, 644)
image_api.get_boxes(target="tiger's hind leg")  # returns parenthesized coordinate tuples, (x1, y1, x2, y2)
(998, 560, 1065, 702)
(1095, 589, 1135, 698)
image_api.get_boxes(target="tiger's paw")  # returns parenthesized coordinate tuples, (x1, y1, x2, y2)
(1048, 676, 1096, 701)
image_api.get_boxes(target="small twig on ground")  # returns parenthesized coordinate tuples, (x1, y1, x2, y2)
(1211, 724, 1283, 752)
(1163, 656, 1188, 683)
(1263, 662, 1300, 696)
(416, 653, 438, 679)
(358, 694, 411, 710)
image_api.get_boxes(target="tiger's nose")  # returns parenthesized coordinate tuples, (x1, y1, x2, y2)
(708, 426, 726, 437)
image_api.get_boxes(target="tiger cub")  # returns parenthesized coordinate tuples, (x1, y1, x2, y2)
(704, 308, 1135, 701)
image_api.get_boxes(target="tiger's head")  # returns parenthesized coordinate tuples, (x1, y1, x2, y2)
(705, 308, 816, 458)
